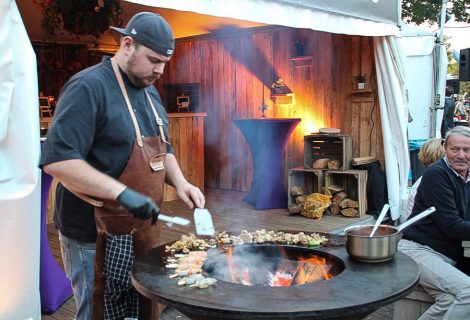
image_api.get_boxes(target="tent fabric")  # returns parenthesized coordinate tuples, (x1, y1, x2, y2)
(0, 0, 41, 318)
(399, 27, 437, 140)
(276, 0, 400, 26)
(374, 36, 410, 221)
(399, 25, 436, 56)
(126, 0, 401, 36)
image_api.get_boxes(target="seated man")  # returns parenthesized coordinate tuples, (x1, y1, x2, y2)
(399, 126, 470, 319)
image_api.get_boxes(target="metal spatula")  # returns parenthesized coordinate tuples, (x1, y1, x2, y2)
(158, 213, 191, 227)
(194, 208, 215, 236)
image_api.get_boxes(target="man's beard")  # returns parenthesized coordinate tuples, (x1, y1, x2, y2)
(126, 53, 157, 88)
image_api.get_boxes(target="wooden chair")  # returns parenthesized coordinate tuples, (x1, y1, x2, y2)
(39, 97, 53, 118)
(176, 95, 190, 112)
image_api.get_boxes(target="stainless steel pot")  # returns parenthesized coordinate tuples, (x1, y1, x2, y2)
(345, 225, 399, 262)
(344, 207, 436, 262)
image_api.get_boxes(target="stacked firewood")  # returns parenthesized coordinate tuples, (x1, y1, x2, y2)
(288, 186, 331, 219)
(312, 158, 342, 170)
(288, 185, 359, 218)
(288, 186, 307, 215)
(324, 185, 359, 218)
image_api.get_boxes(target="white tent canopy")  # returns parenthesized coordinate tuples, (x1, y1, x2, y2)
(0, 0, 41, 318)
(399, 25, 447, 141)
(127, 0, 401, 36)
(400, 26, 438, 140)
(126, 0, 419, 221)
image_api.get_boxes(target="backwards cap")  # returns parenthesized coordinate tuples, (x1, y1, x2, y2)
(110, 12, 174, 57)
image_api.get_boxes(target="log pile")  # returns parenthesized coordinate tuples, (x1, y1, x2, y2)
(324, 185, 360, 218)
(312, 158, 342, 170)
(288, 186, 306, 215)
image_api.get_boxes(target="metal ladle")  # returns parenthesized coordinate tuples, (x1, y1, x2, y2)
(369, 204, 389, 237)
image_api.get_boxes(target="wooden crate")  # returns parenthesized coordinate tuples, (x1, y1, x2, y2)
(324, 170, 367, 217)
(287, 167, 324, 205)
(304, 134, 352, 170)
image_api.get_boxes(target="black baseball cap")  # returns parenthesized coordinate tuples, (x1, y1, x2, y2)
(110, 12, 174, 57)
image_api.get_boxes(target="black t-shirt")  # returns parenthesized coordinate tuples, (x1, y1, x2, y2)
(40, 56, 172, 242)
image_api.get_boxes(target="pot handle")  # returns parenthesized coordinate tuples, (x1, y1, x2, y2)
(397, 207, 435, 233)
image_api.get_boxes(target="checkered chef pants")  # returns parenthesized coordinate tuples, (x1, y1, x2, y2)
(103, 233, 139, 320)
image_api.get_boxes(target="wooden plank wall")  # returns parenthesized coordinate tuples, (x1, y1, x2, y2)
(157, 26, 384, 193)
(164, 113, 206, 201)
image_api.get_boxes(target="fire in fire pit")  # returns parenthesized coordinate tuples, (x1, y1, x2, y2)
(203, 244, 344, 286)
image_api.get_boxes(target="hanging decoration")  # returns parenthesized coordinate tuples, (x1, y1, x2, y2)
(40, 0, 123, 39)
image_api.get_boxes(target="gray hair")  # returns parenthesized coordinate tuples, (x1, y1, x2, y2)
(444, 126, 470, 147)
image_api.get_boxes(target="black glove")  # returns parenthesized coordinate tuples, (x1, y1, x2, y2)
(117, 188, 160, 225)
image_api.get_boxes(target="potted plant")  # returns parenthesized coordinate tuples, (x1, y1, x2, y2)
(41, 0, 123, 40)
(271, 78, 288, 94)
(294, 39, 307, 57)
(353, 73, 367, 90)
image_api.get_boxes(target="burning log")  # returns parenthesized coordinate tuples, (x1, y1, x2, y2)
(268, 271, 295, 287)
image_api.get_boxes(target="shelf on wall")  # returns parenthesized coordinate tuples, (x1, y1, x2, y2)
(289, 56, 313, 67)
(270, 93, 293, 104)
(351, 89, 375, 103)
(351, 89, 373, 94)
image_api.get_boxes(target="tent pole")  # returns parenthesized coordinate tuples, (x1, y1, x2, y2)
(431, 0, 448, 138)
(438, 0, 447, 44)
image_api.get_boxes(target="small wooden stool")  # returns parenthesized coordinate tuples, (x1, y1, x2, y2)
(393, 285, 433, 320)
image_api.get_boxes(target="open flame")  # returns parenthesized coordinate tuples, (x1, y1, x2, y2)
(222, 245, 335, 287)
(295, 255, 333, 285)
(269, 271, 294, 287)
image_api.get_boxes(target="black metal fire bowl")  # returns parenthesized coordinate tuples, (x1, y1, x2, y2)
(131, 234, 419, 320)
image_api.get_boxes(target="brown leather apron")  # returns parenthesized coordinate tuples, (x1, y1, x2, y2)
(72, 58, 169, 319)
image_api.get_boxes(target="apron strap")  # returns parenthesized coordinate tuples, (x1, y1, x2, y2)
(62, 182, 104, 207)
(145, 91, 169, 144)
(111, 58, 144, 147)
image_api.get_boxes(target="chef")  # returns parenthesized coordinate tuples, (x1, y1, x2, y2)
(40, 12, 205, 319)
